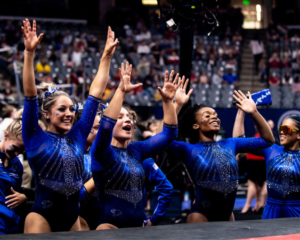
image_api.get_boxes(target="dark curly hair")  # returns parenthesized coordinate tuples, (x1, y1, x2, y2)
(286, 115, 300, 132)
(179, 104, 206, 144)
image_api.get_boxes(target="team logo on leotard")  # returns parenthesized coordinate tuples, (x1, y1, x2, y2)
(42, 200, 53, 209)
(37, 136, 84, 198)
(192, 142, 238, 196)
(104, 151, 144, 207)
(111, 209, 122, 217)
(267, 152, 300, 198)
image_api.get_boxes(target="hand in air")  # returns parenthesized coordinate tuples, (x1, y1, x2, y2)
(175, 76, 193, 106)
(158, 70, 181, 102)
(21, 19, 43, 52)
(5, 187, 27, 209)
(118, 62, 142, 93)
(103, 27, 119, 58)
(233, 90, 257, 115)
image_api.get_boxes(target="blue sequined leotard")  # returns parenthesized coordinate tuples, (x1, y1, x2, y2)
(91, 116, 177, 228)
(142, 158, 173, 225)
(253, 144, 300, 219)
(0, 152, 23, 234)
(22, 95, 100, 232)
(167, 138, 272, 221)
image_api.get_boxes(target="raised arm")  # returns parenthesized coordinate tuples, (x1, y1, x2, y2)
(232, 109, 246, 138)
(22, 19, 43, 97)
(174, 77, 193, 115)
(89, 27, 119, 99)
(233, 90, 275, 144)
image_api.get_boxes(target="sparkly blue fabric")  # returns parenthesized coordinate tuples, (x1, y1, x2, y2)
(255, 144, 300, 219)
(22, 95, 100, 232)
(167, 137, 271, 221)
(82, 150, 92, 184)
(91, 115, 177, 228)
(142, 158, 173, 225)
(0, 152, 23, 234)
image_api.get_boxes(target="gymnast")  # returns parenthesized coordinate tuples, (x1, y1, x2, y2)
(0, 119, 24, 234)
(233, 108, 300, 219)
(91, 62, 179, 229)
(166, 89, 275, 222)
(21, 19, 118, 233)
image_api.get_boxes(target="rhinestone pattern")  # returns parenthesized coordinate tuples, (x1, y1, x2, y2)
(190, 142, 239, 196)
(103, 147, 145, 207)
(82, 151, 92, 184)
(34, 133, 84, 198)
(267, 151, 300, 198)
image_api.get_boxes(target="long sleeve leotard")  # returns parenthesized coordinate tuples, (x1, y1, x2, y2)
(0, 152, 23, 234)
(91, 115, 177, 228)
(253, 144, 300, 219)
(22, 95, 100, 232)
(142, 158, 173, 225)
(167, 138, 272, 221)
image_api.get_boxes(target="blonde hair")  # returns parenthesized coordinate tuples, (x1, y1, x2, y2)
(2, 105, 16, 118)
(37, 82, 70, 112)
(6, 119, 23, 141)
(14, 108, 24, 119)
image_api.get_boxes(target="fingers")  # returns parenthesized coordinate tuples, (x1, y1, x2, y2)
(232, 94, 241, 104)
(187, 88, 193, 97)
(234, 90, 244, 101)
(121, 63, 124, 74)
(247, 91, 252, 99)
(5, 194, 16, 200)
(5, 197, 17, 204)
(10, 187, 16, 194)
(21, 27, 26, 38)
(178, 78, 183, 89)
(7, 202, 19, 209)
(157, 87, 163, 95)
(173, 73, 179, 85)
(164, 71, 169, 83)
(112, 38, 119, 47)
(26, 19, 31, 32)
(107, 26, 111, 40)
(33, 20, 36, 33)
(183, 77, 189, 90)
(131, 83, 143, 89)
(37, 33, 44, 44)
(238, 90, 247, 99)
(168, 70, 175, 82)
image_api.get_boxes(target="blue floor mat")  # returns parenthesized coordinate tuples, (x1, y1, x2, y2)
(234, 198, 256, 210)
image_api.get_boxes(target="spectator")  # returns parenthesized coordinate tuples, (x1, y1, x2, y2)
(160, 39, 172, 52)
(140, 27, 151, 41)
(128, 43, 138, 54)
(164, 28, 177, 40)
(0, 105, 16, 141)
(223, 68, 238, 85)
(137, 40, 150, 55)
(63, 30, 73, 47)
(207, 44, 217, 56)
(48, 50, 57, 62)
(212, 70, 224, 85)
(150, 58, 162, 73)
(87, 37, 99, 52)
(282, 71, 293, 85)
(168, 50, 180, 65)
(60, 47, 69, 64)
(269, 29, 279, 42)
(292, 47, 300, 59)
(151, 40, 162, 63)
(283, 34, 290, 43)
(232, 31, 243, 42)
(0, 36, 9, 48)
(194, 46, 206, 60)
(158, 50, 167, 66)
(281, 46, 291, 58)
(292, 76, 300, 92)
(281, 56, 291, 68)
(218, 43, 231, 59)
(0, 81, 13, 98)
(208, 54, 216, 66)
(36, 58, 51, 73)
(190, 70, 198, 84)
(71, 47, 82, 67)
(225, 54, 237, 71)
(199, 71, 209, 84)
(291, 34, 300, 43)
(268, 71, 280, 86)
(250, 34, 264, 74)
(268, 52, 281, 68)
(143, 69, 158, 90)
(137, 57, 150, 78)
(258, 59, 267, 85)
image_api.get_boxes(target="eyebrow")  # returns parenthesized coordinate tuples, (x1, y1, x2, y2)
(202, 111, 216, 115)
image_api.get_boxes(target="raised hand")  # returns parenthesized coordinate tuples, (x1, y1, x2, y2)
(175, 76, 193, 106)
(118, 62, 142, 93)
(233, 90, 257, 115)
(158, 70, 181, 102)
(103, 27, 119, 58)
(21, 19, 43, 52)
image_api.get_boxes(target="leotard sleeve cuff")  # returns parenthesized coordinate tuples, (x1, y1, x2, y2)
(87, 95, 102, 103)
(163, 123, 178, 129)
(102, 115, 117, 125)
(24, 95, 38, 101)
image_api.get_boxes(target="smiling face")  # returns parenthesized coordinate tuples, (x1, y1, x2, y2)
(112, 108, 134, 142)
(2, 133, 25, 160)
(279, 118, 300, 148)
(44, 95, 75, 134)
(86, 115, 100, 148)
(193, 107, 221, 134)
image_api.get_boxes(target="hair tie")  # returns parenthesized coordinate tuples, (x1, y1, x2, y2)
(44, 86, 61, 98)
(74, 103, 84, 112)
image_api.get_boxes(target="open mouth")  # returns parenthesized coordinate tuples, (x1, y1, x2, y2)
(280, 136, 286, 141)
(62, 119, 72, 124)
(122, 125, 131, 132)
(209, 121, 220, 126)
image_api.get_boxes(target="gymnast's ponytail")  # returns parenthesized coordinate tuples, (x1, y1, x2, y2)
(179, 104, 206, 144)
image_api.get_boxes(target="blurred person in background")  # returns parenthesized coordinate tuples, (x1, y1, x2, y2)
(292, 76, 300, 92)
(268, 71, 280, 86)
(212, 70, 224, 85)
(282, 71, 293, 86)
(0, 105, 16, 141)
(249, 35, 264, 74)
(199, 71, 209, 84)
(268, 52, 281, 68)
(223, 68, 238, 85)
(259, 59, 267, 85)
(137, 57, 150, 79)
(137, 40, 150, 56)
(281, 56, 291, 68)
(35, 58, 51, 74)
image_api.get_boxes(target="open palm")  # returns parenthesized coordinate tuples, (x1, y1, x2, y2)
(22, 19, 43, 52)
(104, 27, 119, 58)
(118, 62, 142, 93)
(158, 70, 181, 102)
(175, 76, 193, 106)
(233, 90, 257, 114)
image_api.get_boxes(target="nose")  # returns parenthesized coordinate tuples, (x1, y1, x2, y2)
(65, 108, 72, 116)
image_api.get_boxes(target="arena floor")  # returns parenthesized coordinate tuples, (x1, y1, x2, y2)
(3, 218, 300, 240)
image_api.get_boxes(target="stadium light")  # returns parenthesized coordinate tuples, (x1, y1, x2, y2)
(256, 4, 261, 21)
(142, 0, 158, 5)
